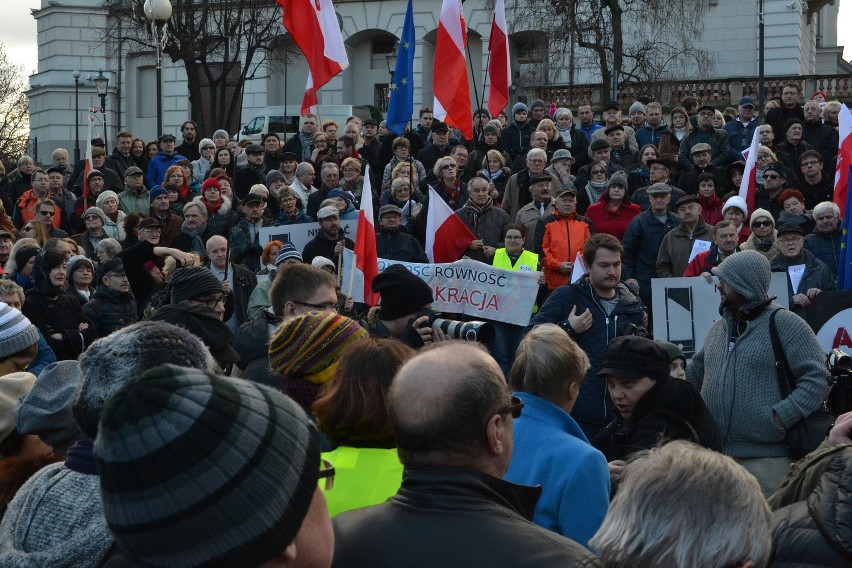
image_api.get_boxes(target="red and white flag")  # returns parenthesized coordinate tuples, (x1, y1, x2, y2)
(738, 127, 760, 216)
(278, 0, 349, 116)
(487, 0, 510, 119)
(425, 187, 476, 263)
(433, 0, 473, 139)
(833, 103, 852, 210)
(350, 166, 379, 306)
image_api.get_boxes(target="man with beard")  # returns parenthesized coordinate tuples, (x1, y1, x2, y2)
(284, 113, 319, 162)
(527, 234, 646, 438)
(82, 259, 137, 338)
(175, 120, 201, 161)
(375, 204, 427, 263)
(301, 206, 354, 266)
(656, 195, 714, 277)
(169, 201, 213, 260)
(233, 144, 266, 199)
(687, 250, 830, 496)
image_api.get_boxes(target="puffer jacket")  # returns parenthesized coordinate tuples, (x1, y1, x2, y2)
(770, 449, 852, 567)
(804, 227, 842, 278)
(82, 285, 138, 338)
(527, 278, 646, 432)
(535, 211, 593, 290)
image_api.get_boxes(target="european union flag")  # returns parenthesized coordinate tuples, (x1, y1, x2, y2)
(840, 165, 852, 290)
(386, 0, 415, 136)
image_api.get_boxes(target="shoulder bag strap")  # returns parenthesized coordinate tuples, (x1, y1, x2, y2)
(769, 308, 794, 398)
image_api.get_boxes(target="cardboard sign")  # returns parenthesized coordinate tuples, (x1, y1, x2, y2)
(258, 220, 359, 254)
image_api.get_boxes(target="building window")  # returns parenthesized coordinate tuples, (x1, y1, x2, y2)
(371, 38, 396, 69)
(375, 84, 390, 112)
(515, 37, 545, 64)
(136, 66, 156, 119)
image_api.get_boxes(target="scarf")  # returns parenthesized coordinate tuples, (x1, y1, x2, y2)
(556, 127, 572, 147)
(586, 179, 608, 204)
(463, 196, 494, 229)
(441, 180, 462, 209)
(32, 254, 62, 298)
(674, 127, 688, 141)
(299, 131, 313, 160)
(753, 235, 775, 252)
(480, 168, 506, 182)
(203, 197, 222, 215)
(181, 220, 208, 257)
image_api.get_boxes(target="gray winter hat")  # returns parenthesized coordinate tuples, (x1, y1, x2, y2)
(712, 250, 771, 303)
(73, 321, 215, 439)
(14, 360, 86, 456)
(0, 302, 39, 359)
(608, 172, 629, 189)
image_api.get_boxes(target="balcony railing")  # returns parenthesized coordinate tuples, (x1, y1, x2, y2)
(535, 75, 852, 109)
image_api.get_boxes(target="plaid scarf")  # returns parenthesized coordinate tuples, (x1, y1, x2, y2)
(463, 196, 494, 229)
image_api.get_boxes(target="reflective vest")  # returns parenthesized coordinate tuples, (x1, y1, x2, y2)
(492, 248, 539, 273)
(321, 446, 404, 517)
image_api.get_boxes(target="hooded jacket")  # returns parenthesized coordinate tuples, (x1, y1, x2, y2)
(536, 211, 593, 290)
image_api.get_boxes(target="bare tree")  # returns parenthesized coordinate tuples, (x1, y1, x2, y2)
(0, 44, 29, 171)
(506, 0, 714, 101)
(102, 0, 283, 135)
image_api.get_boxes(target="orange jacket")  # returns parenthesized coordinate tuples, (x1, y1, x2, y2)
(16, 190, 63, 229)
(541, 211, 592, 290)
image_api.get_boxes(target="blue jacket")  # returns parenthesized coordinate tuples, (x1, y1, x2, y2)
(145, 152, 186, 189)
(804, 227, 842, 279)
(527, 278, 646, 433)
(621, 209, 680, 305)
(723, 118, 760, 153)
(578, 122, 603, 143)
(635, 121, 669, 148)
(504, 392, 609, 549)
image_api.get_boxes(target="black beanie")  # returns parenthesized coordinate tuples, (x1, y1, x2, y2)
(169, 267, 224, 304)
(14, 247, 40, 270)
(372, 264, 434, 320)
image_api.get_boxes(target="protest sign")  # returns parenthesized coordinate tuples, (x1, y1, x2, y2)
(651, 273, 789, 358)
(258, 220, 359, 253)
(807, 290, 852, 355)
(342, 249, 540, 326)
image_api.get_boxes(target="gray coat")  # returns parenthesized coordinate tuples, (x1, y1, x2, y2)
(455, 205, 511, 264)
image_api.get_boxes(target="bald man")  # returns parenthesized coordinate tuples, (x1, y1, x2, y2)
(332, 343, 599, 567)
(206, 234, 257, 330)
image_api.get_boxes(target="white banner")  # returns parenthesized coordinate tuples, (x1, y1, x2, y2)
(342, 249, 540, 326)
(651, 273, 790, 359)
(258, 220, 359, 254)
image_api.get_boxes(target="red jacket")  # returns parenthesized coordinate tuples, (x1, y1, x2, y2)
(698, 193, 724, 226)
(584, 199, 640, 241)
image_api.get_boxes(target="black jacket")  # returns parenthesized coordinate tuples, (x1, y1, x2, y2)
(770, 449, 852, 567)
(233, 310, 286, 392)
(82, 285, 138, 338)
(301, 233, 354, 266)
(376, 229, 428, 263)
(591, 376, 723, 462)
(332, 467, 600, 568)
(225, 262, 258, 328)
(22, 291, 95, 361)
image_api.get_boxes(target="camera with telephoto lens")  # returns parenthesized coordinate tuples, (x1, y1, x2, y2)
(431, 318, 495, 344)
(826, 349, 852, 415)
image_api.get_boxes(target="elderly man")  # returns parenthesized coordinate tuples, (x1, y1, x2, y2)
(656, 195, 715, 278)
(676, 142, 726, 195)
(803, 201, 843, 279)
(630, 158, 685, 212)
(590, 441, 771, 568)
(417, 121, 454, 172)
(307, 163, 341, 220)
(534, 186, 592, 291)
(802, 100, 838, 168)
(770, 222, 836, 317)
(511, 130, 549, 173)
(73, 207, 110, 259)
(290, 161, 317, 212)
(376, 204, 428, 263)
(116, 166, 149, 214)
(47, 165, 77, 223)
(302, 205, 354, 266)
(456, 177, 510, 263)
(684, 219, 740, 279)
(332, 343, 599, 567)
(515, 174, 556, 247)
(677, 105, 731, 171)
(501, 148, 558, 222)
(206, 234, 257, 330)
(169, 200, 213, 259)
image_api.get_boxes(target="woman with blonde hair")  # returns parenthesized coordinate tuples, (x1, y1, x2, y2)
(536, 118, 566, 156)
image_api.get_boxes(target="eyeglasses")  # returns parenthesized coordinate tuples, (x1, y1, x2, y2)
(194, 294, 225, 308)
(441, 164, 457, 170)
(342, 168, 357, 173)
(763, 174, 781, 180)
(698, 111, 714, 117)
(39, 210, 55, 216)
(293, 300, 338, 312)
(801, 161, 819, 167)
(752, 220, 772, 228)
(778, 237, 802, 245)
(318, 458, 335, 491)
(499, 395, 524, 419)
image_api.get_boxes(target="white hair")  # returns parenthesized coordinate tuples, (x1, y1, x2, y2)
(813, 201, 840, 219)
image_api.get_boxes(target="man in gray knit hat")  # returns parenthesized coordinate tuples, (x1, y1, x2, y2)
(686, 250, 831, 496)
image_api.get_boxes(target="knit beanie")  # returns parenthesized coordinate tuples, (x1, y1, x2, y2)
(149, 185, 168, 204)
(66, 255, 94, 283)
(169, 266, 224, 304)
(197, 137, 215, 153)
(711, 250, 771, 303)
(655, 340, 686, 365)
(722, 195, 748, 217)
(14, 360, 86, 456)
(94, 365, 321, 568)
(84, 206, 108, 225)
(14, 246, 40, 272)
(608, 172, 628, 189)
(73, 321, 215, 439)
(201, 177, 221, 193)
(749, 208, 774, 227)
(0, 302, 39, 359)
(372, 264, 434, 320)
(512, 102, 529, 115)
(213, 129, 229, 141)
(598, 336, 669, 382)
(554, 107, 573, 121)
(629, 101, 647, 115)
(269, 312, 368, 384)
(530, 99, 546, 110)
(0, 372, 35, 446)
(783, 118, 803, 135)
(275, 243, 303, 266)
(95, 190, 119, 209)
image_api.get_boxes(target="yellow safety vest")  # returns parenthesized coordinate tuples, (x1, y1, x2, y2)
(492, 248, 540, 313)
(321, 446, 404, 517)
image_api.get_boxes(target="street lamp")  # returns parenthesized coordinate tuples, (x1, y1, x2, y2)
(94, 70, 109, 149)
(144, 0, 173, 136)
(385, 50, 397, 111)
(72, 70, 81, 163)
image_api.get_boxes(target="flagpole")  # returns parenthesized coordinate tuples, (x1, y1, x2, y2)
(466, 42, 483, 134)
(480, 49, 492, 127)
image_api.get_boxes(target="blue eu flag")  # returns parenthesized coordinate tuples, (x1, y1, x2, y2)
(386, 0, 415, 136)
(840, 165, 852, 290)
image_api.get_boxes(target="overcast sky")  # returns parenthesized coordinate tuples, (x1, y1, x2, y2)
(5, 0, 852, 79)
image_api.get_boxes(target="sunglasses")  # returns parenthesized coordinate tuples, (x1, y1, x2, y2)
(499, 395, 524, 419)
(39, 210, 55, 216)
(763, 174, 781, 180)
(318, 458, 335, 491)
(441, 164, 457, 170)
(752, 220, 772, 228)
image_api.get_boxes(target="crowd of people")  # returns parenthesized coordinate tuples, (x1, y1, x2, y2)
(0, 86, 848, 567)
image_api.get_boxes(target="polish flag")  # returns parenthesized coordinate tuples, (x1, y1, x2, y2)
(738, 128, 760, 216)
(833, 104, 852, 210)
(425, 187, 476, 263)
(279, 0, 349, 115)
(433, 0, 473, 139)
(350, 166, 379, 306)
(570, 251, 586, 284)
(487, 0, 510, 118)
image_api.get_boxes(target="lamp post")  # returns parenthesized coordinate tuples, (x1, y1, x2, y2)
(72, 70, 81, 163)
(144, 0, 173, 136)
(385, 51, 397, 111)
(94, 70, 109, 149)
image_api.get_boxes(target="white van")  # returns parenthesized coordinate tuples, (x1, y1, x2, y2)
(238, 105, 372, 143)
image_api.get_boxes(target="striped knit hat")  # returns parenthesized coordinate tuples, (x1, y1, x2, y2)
(0, 302, 39, 359)
(169, 266, 224, 304)
(94, 365, 321, 568)
(268, 312, 368, 385)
